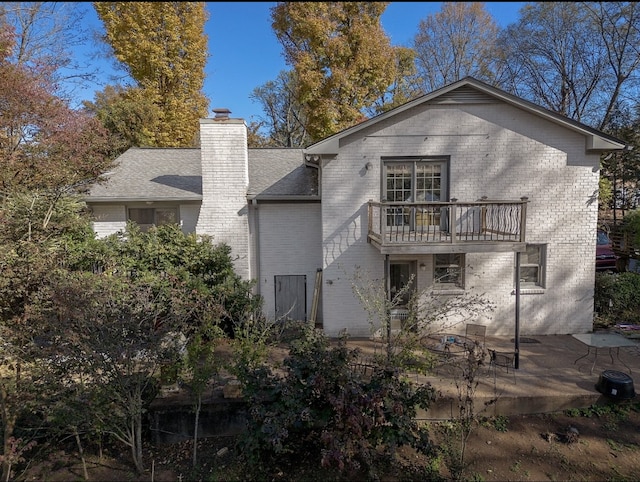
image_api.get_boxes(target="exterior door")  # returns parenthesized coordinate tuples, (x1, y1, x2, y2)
(390, 262, 416, 307)
(275, 275, 307, 321)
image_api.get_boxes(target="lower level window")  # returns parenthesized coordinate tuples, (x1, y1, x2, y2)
(128, 207, 178, 231)
(434, 253, 464, 289)
(518, 244, 546, 287)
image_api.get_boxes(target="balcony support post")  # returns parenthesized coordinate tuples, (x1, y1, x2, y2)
(449, 199, 457, 243)
(514, 251, 521, 369)
(384, 254, 392, 358)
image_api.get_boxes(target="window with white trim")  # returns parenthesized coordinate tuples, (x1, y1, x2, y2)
(383, 158, 448, 227)
(517, 244, 546, 288)
(128, 207, 178, 232)
(434, 253, 464, 289)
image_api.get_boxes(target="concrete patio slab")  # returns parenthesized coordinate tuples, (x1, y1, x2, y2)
(346, 331, 640, 420)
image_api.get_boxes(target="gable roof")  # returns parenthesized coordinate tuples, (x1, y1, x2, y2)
(85, 146, 318, 203)
(304, 77, 628, 156)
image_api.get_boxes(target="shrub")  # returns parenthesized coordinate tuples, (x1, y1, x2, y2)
(236, 325, 438, 479)
(595, 272, 640, 324)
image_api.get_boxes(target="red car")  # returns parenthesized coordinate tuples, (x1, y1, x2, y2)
(596, 229, 618, 272)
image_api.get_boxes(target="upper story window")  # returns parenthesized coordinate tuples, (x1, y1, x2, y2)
(384, 158, 447, 203)
(128, 207, 178, 232)
(517, 244, 546, 288)
(383, 158, 448, 228)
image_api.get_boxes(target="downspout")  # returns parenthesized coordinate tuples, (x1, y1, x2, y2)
(251, 198, 261, 299)
(385, 254, 391, 359)
(514, 196, 528, 369)
(514, 251, 521, 369)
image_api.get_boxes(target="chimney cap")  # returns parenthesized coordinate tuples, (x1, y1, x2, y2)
(212, 108, 231, 119)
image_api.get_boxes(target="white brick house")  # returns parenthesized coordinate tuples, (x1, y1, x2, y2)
(86, 78, 627, 339)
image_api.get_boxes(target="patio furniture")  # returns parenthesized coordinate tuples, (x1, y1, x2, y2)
(488, 349, 517, 384)
(423, 334, 473, 357)
(572, 333, 637, 374)
(465, 323, 487, 349)
(421, 333, 476, 374)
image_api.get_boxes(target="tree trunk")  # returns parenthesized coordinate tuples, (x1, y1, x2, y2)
(193, 395, 202, 468)
(0, 386, 16, 482)
(73, 428, 89, 481)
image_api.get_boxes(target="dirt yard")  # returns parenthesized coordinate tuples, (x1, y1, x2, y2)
(21, 402, 640, 481)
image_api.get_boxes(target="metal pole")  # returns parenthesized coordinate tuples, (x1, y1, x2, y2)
(515, 251, 521, 369)
(385, 254, 391, 345)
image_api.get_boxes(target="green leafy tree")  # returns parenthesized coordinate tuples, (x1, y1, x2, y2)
(83, 85, 161, 155)
(65, 222, 262, 335)
(271, 2, 401, 140)
(0, 194, 96, 481)
(42, 270, 189, 474)
(94, 2, 209, 147)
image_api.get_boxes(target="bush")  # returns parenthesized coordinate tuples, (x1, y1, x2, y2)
(622, 209, 640, 248)
(595, 272, 640, 324)
(235, 326, 438, 479)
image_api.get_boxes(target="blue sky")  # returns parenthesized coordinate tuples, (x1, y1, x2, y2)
(76, 2, 526, 123)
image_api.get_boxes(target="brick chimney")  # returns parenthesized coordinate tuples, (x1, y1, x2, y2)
(196, 111, 250, 280)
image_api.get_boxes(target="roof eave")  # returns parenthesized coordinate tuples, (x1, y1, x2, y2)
(586, 136, 627, 152)
(85, 196, 203, 203)
(247, 195, 321, 203)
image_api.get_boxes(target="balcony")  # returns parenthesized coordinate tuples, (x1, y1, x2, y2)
(367, 198, 528, 254)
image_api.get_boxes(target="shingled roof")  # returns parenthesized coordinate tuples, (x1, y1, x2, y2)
(86, 148, 202, 202)
(86, 146, 318, 203)
(247, 148, 318, 200)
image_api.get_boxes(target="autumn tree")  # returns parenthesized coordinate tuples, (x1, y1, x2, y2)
(94, 2, 209, 147)
(271, 2, 400, 141)
(246, 120, 275, 148)
(0, 24, 115, 478)
(0, 2, 98, 101)
(412, 2, 503, 93)
(0, 26, 113, 200)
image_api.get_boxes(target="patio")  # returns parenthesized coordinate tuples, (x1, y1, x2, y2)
(346, 330, 640, 420)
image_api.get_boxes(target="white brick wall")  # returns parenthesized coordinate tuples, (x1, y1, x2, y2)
(196, 118, 251, 279)
(180, 204, 200, 233)
(255, 203, 322, 321)
(90, 205, 126, 238)
(321, 102, 601, 337)
(91, 203, 202, 238)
